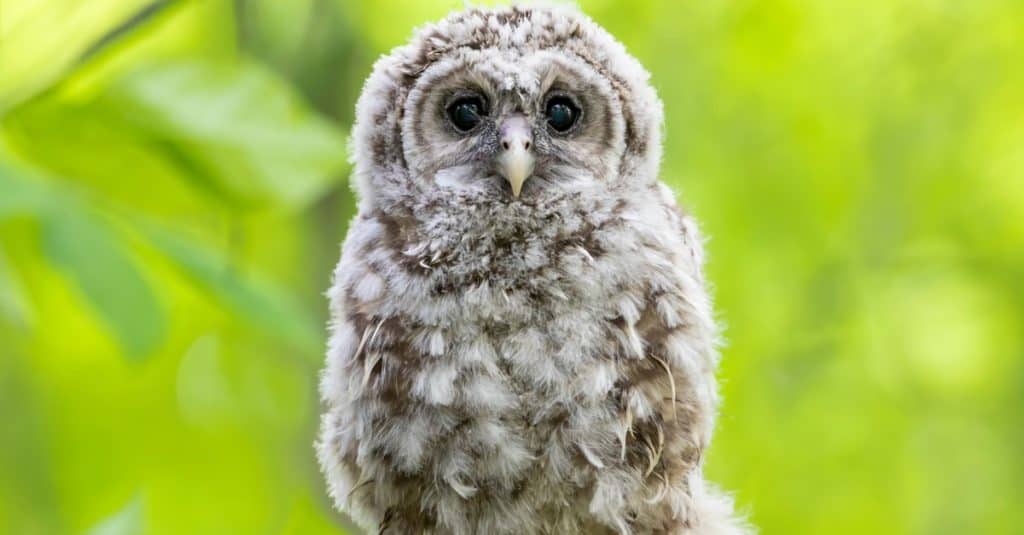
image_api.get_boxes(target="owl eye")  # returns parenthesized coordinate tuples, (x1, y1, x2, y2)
(446, 96, 487, 133)
(545, 96, 580, 133)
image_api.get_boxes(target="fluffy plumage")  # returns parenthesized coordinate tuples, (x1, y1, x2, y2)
(317, 5, 749, 534)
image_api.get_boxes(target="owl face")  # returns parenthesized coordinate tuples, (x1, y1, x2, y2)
(403, 48, 628, 201)
(351, 6, 663, 213)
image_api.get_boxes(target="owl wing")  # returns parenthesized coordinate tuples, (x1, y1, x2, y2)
(316, 215, 410, 532)
(595, 193, 746, 533)
(318, 213, 460, 534)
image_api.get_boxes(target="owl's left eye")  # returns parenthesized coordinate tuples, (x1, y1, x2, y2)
(446, 96, 487, 133)
(545, 95, 580, 133)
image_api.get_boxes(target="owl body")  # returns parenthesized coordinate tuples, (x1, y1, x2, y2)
(318, 6, 748, 534)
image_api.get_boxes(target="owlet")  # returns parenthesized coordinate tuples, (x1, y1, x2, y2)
(317, 5, 749, 534)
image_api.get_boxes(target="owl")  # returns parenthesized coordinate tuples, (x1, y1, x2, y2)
(317, 5, 749, 534)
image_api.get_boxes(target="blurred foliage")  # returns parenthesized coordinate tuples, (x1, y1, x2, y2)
(0, 1, 1021, 534)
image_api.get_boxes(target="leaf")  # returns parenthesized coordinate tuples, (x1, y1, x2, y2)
(0, 1, 159, 114)
(85, 495, 144, 535)
(2, 98, 223, 218)
(0, 246, 34, 327)
(144, 225, 321, 355)
(0, 157, 51, 221)
(42, 210, 165, 360)
(75, 2, 180, 68)
(109, 61, 348, 210)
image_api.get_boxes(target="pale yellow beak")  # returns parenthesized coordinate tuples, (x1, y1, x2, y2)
(496, 115, 534, 197)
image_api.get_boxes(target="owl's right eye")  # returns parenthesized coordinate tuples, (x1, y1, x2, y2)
(446, 96, 487, 133)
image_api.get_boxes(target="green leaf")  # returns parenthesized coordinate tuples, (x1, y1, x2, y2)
(85, 495, 144, 535)
(0, 246, 34, 327)
(144, 225, 321, 355)
(0, 1, 159, 114)
(2, 99, 223, 218)
(110, 61, 348, 210)
(0, 157, 51, 221)
(42, 210, 165, 360)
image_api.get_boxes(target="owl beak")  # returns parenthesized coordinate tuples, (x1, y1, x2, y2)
(496, 115, 535, 197)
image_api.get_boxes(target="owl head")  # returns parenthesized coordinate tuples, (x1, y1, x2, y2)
(350, 4, 663, 214)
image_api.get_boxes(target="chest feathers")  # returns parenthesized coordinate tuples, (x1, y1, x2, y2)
(320, 185, 720, 534)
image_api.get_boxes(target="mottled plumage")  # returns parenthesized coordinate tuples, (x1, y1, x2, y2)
(317, 5, 749, 534)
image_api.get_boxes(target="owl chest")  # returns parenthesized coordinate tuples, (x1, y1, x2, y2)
(402, 306, 616, 416)
(423, 279, 622, 402)
(368, 292, 627, 492)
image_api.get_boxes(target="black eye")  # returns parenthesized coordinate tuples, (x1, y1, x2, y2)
(546, 96, 580, 133)
(446, 96, 486, 132)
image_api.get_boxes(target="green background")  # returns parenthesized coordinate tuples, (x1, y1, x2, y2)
(2, 1, 1022, 533)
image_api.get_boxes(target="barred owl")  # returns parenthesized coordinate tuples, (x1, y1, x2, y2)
(317, 5, 749, 534)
